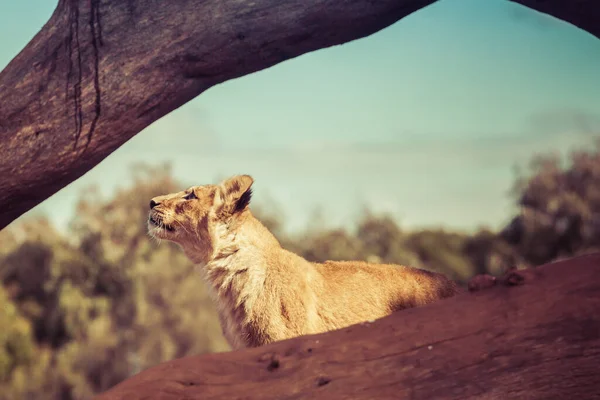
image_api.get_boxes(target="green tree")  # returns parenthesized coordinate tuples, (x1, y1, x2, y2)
(0, 164, 227, 399)
(502, 140, 600, 265)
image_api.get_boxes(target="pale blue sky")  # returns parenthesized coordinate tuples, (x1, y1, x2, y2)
(1, 0, 599, 233)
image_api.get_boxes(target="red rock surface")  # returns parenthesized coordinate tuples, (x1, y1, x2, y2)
(96, 253, 600, 400)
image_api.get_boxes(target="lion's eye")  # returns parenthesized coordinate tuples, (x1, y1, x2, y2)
(184, 192, 197, 200)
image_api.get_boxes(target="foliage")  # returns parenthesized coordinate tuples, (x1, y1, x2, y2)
(0, 164, 228, 400)
(1, 141, 599, 399)
(502, 140, 600, 264)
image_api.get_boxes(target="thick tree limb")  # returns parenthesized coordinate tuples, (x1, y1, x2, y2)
(0, 0, 437, 230)
(1, 0, 599, 230)
(510, 0, 600, 40)
(96, 254, 600, 400)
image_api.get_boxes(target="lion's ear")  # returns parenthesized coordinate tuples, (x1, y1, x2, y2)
(215, 175, 254, 215)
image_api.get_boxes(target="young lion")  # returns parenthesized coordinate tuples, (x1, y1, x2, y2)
(147, 175, 460, 349)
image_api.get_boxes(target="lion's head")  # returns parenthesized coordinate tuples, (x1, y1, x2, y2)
(147, 174, 254, 263)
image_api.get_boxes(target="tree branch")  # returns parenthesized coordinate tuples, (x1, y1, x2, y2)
(1, 0, 599, 230)
(509, 0, 600, 39)
(94, 253, 600, 399)
(0, 0, 437, 229)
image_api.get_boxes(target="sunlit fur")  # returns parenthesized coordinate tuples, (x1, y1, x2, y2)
(148, 175, 460, 349)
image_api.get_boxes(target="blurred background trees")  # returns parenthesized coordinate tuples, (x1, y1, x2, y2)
(1, 140, 599, 399)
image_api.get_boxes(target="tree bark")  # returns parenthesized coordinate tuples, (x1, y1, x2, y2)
(0, 0, 599, 230)
(95, 253, 600, 400)
(509, 0, 600, 40)
(0, 0, 437, 230)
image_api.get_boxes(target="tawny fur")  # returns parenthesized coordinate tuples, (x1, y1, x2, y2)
(147, 175, 460, 349)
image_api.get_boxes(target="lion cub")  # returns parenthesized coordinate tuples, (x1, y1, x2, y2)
(147, 175, 459, 349)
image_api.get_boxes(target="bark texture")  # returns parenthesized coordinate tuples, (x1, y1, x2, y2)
(96, 253, 600, 400)
(510, 0, 600, 39)
(0, 0, 437, 230)
(1, 0, 599, 230)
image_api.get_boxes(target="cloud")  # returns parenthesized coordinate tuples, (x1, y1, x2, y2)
(528, 108, 600, 136)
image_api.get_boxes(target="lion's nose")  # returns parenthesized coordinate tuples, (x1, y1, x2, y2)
(149, 199, 158, 209)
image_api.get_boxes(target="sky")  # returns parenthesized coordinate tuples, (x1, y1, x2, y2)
(1, 0, 599, 234)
